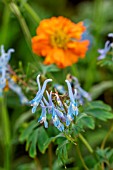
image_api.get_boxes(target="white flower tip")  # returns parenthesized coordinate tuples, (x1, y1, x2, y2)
(108, 33, 113, 38)
(37, 74, 40, 79)
(49, 79, 52, 82)
(74, 89, 77, 96)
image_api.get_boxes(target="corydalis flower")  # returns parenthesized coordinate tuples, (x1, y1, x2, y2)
(98, 33, 113, 60)
(32, 16, 89, 68)
(29, 75, 52, 113)
(65, 80, 78, 126)
(0, 45, 28, 104)
(30, 75, 79, 131)
(71, 76, 91, 104)
(0, 45, 14, 91)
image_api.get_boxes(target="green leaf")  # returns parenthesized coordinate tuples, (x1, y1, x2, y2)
(81, 115, 95, 129)
(19, 120, 39, 142)
(76, 113, 95, 130)
(83, 101, 113, 121)
(85, 101, 112, 111)
(44, 133, 64, 150)
(36, 126, 49, 154)
(14, 109, 33, 131)
(40, 64, 60, 75)
(56, 140, 69, 163)
(29, 129, 39, 158)
(85, 109, 113, 121)
(90, 81, 113, 100)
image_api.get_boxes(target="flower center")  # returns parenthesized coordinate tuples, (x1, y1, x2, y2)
(50, 30, 69, 48)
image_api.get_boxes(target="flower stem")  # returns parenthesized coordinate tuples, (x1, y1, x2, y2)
(76, 145, 89, 170)
(5, 1, 41, 66)
(9, 2, 31, 47)
(48, 144, 53, 170)
(101, 123, 113, 149)
(23, 2, 41, 24)
(1, 5, 10, 45)
(79, 133, 93, 153)
(0, 96, 11, 170)
(71, 64, 79, 77)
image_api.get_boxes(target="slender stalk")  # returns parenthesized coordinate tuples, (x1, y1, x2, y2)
(23, 2, 41, 24)
(5, 1, 41, 66)
(1, 5, 10, 45)
(34, 157, 42, 170)
(64, 133, 77, 146)
(101, 124, 113, 170)
(76, 145, 89, 170)
(79, 134, 93, 153)
(48, 144, 53, 170)
(9, 2, 31, 47)
(101, 123, 113, 149)
(0, 96, 11, 170)
(71, 64, 79, 77)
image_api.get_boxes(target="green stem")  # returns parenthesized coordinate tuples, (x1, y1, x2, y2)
(0, 96, 11, 170)
(9, 2, 31, 47)
(48, 144, 53, 170)
(79, 133, 93, 153)
(23, 2, 41, 24)
(71, 64, 79, 77)
(64, 133, 77, 145)
(101, 123, 113, 149)
(0, 5, 10, 45)
(6, 1, 41, 66)
(76, 145, 89, 170)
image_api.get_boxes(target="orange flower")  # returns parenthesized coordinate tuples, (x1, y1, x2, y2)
(32, 16, 89, 68)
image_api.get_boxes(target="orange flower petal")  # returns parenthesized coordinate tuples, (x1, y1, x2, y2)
(32, 16, 89, 68)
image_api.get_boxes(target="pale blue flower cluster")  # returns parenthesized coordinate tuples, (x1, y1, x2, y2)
(98, 33, 113, 60)
(29, 75, 80, 132)
(0, 45, 28, 104)
(54, 75, 91, 105)
(70, 76, 92, 105)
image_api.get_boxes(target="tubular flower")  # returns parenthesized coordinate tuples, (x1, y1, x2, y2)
(98, 33, 113, 60)
(30, 74, 81, 131)
(32, 16, 89, 68)
(0, 45, 28, 104)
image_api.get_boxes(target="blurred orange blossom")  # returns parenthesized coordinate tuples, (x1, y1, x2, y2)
(32, 16, 89, 68)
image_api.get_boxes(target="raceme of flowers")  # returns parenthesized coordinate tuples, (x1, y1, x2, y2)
(98, 33, 113, 60)
(32, 16, 89, 68)
(55, 74, 91, 105)
(0, 45, 28, 104)
(29, 74, 91, 131)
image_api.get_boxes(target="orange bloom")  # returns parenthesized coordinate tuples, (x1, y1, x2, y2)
(32, 16, 89, 68)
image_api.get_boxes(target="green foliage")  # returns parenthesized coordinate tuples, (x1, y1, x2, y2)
(1, 0, 113, 169)
(84, 101, 113, 121)
(56, 140, 69, 164)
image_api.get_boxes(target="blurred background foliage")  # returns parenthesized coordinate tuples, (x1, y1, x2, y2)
(0, 0, 113, 169)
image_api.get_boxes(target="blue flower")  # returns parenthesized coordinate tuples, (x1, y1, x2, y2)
(8, 76, 28, 104)
(98, 41, 111, 60)
(0, 45, 14, 94)
(38, 101, 48, 128)
(54, 84, 66, 94)
(29, 75, 52, 113)
(97, 32, 113, 60)
(71, 76, 91, 104)
(65, 80, 78, 126)
(0, 45, 28, 104)
(45, 91, 65, 131)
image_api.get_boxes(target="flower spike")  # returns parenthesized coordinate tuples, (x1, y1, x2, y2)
(65, 79, 75, 103)
(0, 45, 28, 104)
(29, 76, 52, 113)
